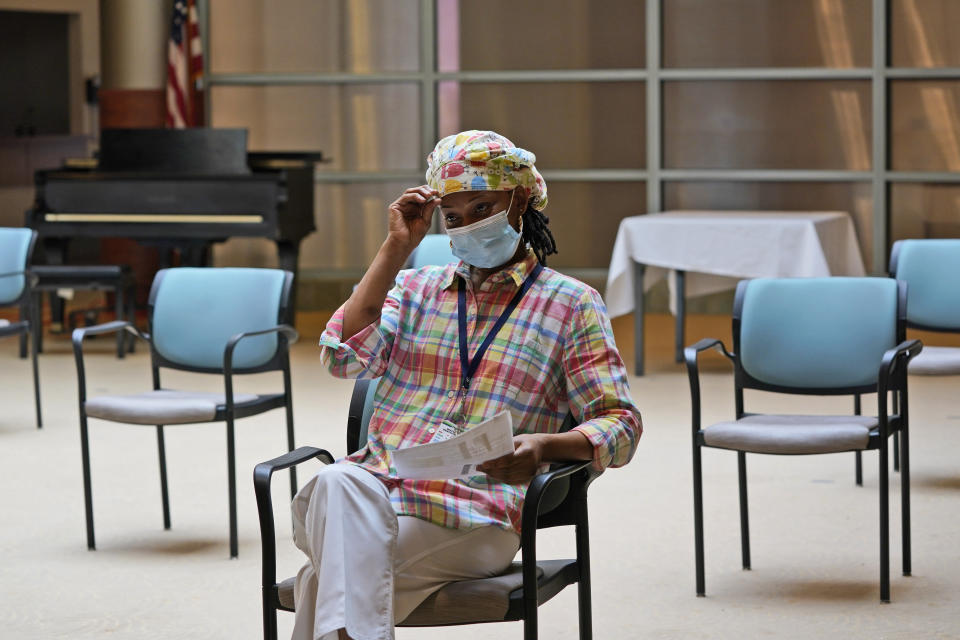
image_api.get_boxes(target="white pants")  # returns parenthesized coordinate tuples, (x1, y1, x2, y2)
(291, 464, 520, 640)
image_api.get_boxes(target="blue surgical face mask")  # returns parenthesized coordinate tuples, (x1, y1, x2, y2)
(446, 192, 522, 268)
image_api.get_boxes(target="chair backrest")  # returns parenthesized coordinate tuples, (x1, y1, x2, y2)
(734, 277, 903, 392)
(408, 234, 456, 269)
(148, 267, 293, 372)
(0, 228, 36, 306)
(890, 239, 960, 331)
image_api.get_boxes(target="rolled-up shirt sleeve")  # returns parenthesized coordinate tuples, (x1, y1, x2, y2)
(564, 289, 642, 470)
(319, 279, 402, 379)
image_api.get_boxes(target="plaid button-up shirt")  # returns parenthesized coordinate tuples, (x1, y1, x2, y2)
(319, 251, 641, 533)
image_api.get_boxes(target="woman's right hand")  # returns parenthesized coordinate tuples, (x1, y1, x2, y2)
(387, 185, 439, 253)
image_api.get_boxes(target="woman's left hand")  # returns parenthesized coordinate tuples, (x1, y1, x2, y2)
(477, 434, 546, 485)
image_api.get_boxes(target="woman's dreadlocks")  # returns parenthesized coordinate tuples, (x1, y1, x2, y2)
(521, 204, 558, 266)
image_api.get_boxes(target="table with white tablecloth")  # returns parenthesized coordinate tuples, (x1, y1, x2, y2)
(604, 211, 867, 375)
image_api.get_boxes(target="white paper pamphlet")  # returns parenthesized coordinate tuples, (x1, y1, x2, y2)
(390, 410, 515, 480)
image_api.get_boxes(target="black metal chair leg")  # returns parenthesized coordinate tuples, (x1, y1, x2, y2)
(29, 312, 41, 428)
(632, 260, 645, 376)
(675, 270, 686, 363)
(879, 441, 890, 603)
(523, 606, 538, 640)
(264, 598, 278, 640)
(738, 452, 751, 570)
(126, 286, 136, 353)
(900, 395, 911, 577)
(892, 392, 901, 473)
(79, 413, 96, 550)
(115, 287, 125, 359)
(575, 503, 593, 640)
(227, 419, 238, 559)
(693, 442, 705, 596)
(284, 367, 297, 500)
(18, 301, 27, 358)
(854, 395, 862, 485)
(157, 425, 171, 529)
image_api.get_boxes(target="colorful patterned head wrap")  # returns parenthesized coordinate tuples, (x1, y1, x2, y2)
(425, 130, 548, 211)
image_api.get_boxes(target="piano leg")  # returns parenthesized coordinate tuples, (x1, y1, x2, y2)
(42, 238, 68, 336)
(276, 240, 300, 323)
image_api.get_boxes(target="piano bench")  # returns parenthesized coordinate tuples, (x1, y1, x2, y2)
(31, 265, 137, 359)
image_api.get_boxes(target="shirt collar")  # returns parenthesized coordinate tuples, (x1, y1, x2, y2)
(442, 248, 538, 291)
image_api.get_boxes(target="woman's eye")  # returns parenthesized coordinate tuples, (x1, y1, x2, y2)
(475, 202, 491, 213)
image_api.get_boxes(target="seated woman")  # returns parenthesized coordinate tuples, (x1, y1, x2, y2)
(292, 130, 642, 640)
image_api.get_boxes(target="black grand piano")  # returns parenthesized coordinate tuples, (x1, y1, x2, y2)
(27, 128, 318, 278)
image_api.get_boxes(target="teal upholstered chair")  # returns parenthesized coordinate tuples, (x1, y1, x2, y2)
(407, 233, 456, 268)
(0, 228, 41, 428)
(685, 277, 921, 602)
(73, 267, 299, 558)
(890, 239, 960, 374)
(254, 378, 594, 640)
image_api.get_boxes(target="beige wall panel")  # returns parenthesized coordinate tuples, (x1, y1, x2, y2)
(890, 80, 960, 172)
(891, 0, 960, 68)
(664, 0, 871, 68)
(664, 181, 874, 271)
(211, 84, 419, 169)
(444, 82, 646, 170)
(301, 181, 407, 271)
(891, 183, 960, 244)
(664, 80, 872, 170)
(542, 182, 647, 269)
(452, 0, 644, 71)
(210, 0, 419, 73)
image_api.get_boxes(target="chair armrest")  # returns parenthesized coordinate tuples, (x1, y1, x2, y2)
(518, 460, 595, 614)
(877, 339, 923, 412)
(683, 338, 734, 434)
(254, 446, 335, 593)
(72, 321, 151, 404)
(223, 324, 299, 375)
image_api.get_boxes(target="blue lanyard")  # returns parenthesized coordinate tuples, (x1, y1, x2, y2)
(457, 263, 544, 391)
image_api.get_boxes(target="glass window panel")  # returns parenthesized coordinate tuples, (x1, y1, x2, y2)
(891, 80, 960, 172)
(541, 182, 646, 270)
(891, 0, 960, 68)
(891, 183, 960, 246)
(209, 0, 420, 73)
(211, 85, 421, 171)
(437, 82, 645, 170)
(438, 0, 644, 72)
(301, 181, 410, 271)
(663, 80, 872, 170)
(663, 181, 874, 271)
(663, 0, 871, 68)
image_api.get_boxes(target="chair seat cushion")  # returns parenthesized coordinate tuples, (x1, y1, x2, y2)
(908, 346, 960, 375)
(276, 561, 567, 626)
(702, 414, 877, 454)
(85, 390, 259, 425)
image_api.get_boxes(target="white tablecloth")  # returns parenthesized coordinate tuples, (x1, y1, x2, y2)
(604, 211, 866, 317)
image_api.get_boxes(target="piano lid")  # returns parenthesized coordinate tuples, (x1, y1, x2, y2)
(98, 128, 250, 175)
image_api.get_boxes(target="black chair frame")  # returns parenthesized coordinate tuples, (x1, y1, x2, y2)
(73, 269, 298, 558)
(685, 280, 921, 602)
(255, 377, 599, 640)
(0, 230, 41, 428)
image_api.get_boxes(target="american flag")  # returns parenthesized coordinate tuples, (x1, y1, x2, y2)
(166, 0, 204, 128)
